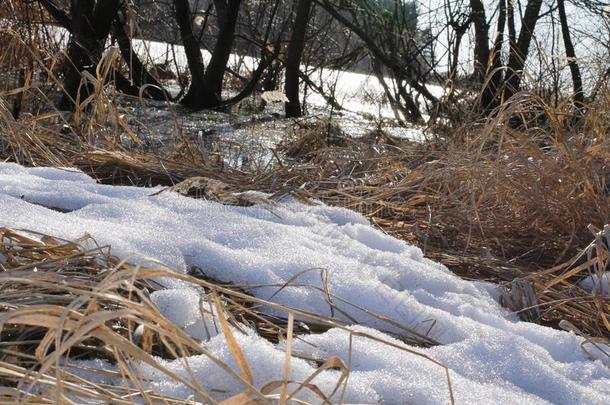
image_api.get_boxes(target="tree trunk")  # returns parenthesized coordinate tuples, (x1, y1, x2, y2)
(60, 0, 95, 110)
(503, 0, 543, 99)
(284, 0, 313, 117)
(38, 0, 72, 30)
(557, 0, 585, 107)
(60, 0, 121, 110)
(173, 0, 207, 107)
(507, 0, 516, 46)
(40, 0, 168, 104)
(470, 0, 489, 82)
(200, 0, 242, 108)
(479, 0, 506, 110)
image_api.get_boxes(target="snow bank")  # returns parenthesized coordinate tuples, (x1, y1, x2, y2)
(2, 163, 610, 403)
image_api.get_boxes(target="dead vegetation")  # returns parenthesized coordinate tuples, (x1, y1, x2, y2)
(501, 225, 610, 340)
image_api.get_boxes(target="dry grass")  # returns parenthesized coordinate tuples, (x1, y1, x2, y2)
(287, 95, 609, 269)
(274, 96, 610, 339)
(501, 225, 610, 341)
(2, 74, 609, 340)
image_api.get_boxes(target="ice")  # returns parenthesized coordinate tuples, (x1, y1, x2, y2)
(580, 272, 610, 295)
(2, 162, 610, 403)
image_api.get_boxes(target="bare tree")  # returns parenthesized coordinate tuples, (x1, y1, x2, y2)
(479, 0, 506, 110)
(284, 0, 313, 117)
(202, 0, 242, 106)
(174, 0, 242, 109)
(557, 0, 585, 107)
(503, 0, 544, 100)
(174, 0, 207, 107)
(470, 0, 489, 81)
(37, 0, 169, 109)
(59, 0, 121, 109)
(316, 0, 439, 122)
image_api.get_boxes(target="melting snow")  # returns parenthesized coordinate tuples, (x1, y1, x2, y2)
(1, 162, 610, 403)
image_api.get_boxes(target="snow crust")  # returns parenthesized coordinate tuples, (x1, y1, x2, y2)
(2, 163, 610, 403)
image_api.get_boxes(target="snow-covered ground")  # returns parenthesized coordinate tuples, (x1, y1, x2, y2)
(133, 39, 445, 121)
(2, 162, 610, 403)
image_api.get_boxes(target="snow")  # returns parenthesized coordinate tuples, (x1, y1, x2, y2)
(2, 162, 610, 403)
(150, 288, 219, 341)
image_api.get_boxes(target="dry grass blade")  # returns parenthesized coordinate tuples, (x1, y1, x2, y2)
(501, 225, 610, 340)
(280, 312, 294, 404)
(212, 293, 256, 392)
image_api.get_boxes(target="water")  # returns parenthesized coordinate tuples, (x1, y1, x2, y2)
(120, 93, 428, 171)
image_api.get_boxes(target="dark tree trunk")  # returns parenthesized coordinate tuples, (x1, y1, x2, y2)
(60, 0, 95, 110)
(112, 17, 170, 101)
(173, 0, 207, 107)
(284, 0, 313, 117)
(503, 0, 543, 99)
(38, 0, 72, 30)
(60, 0, 121, 110)
(557, 0, 585, 107)
(39, 0, 168, 104)
(479, 0, 506, 110)
(200, 0, 242, 108)
(173, 0, 241, 109)
(507, 0, 516, 46)
(470, 0, 489, 82)
(11, 69, 26, 119)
